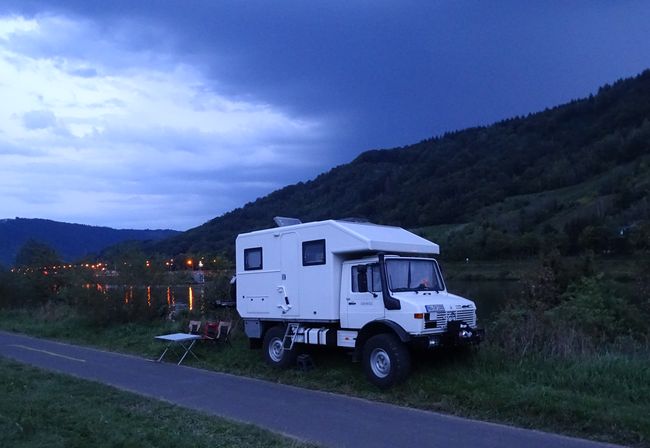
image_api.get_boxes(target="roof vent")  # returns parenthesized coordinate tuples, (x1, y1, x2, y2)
(273, 216, 302, 227)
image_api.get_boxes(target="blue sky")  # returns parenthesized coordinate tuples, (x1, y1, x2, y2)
(0, 1, 649, 230)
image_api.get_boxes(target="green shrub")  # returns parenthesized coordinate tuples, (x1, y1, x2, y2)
(549, 275, 644, 343)
(490, 272, 649, 358)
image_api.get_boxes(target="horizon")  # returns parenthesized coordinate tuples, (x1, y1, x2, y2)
(0, 216, 179, 232)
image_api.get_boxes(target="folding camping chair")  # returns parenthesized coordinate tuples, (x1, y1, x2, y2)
(202, 320, 231, 346)
(216, 321, 232, 346)
(201, 321, 217, 342)
(188, 320, 202, 335)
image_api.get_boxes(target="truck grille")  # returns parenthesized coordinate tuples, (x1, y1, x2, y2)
(426, 309, 476, 330)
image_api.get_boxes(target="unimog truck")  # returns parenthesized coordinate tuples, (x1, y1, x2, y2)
(236, 218, 483, 388)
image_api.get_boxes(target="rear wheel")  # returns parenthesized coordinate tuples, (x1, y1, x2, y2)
(263, 326, 299, 369)
(362, 333, 411, 389)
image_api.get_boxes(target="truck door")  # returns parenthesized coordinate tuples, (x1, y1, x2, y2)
(279, 232, 300, 316)
(345, 262, 384, 328)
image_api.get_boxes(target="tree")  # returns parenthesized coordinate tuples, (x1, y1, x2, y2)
(15, 240, 61, 268)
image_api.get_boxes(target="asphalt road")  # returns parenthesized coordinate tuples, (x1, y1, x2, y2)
(0, 331, 622, 448)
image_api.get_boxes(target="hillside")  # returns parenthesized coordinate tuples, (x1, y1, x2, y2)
(0, 218, 179, 266)
(153, 70, 650, 259)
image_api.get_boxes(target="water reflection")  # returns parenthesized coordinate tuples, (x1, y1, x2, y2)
(124, 287, 133, 304)
(103, 284, 207, 312)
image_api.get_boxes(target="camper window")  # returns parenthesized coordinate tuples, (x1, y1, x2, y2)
(244, 247, 263, 270)
(302, 239, 326, 266)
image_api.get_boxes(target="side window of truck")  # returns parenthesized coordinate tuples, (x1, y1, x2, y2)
(302, 239, 326, 266)
(370, 264, 382, 292)
(244, 247, 263, 270)
(351, 264, 382, 293)
(352, 265, 369, 292)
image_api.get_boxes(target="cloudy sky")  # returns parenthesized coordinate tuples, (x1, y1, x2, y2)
(0, 1, 648, 230)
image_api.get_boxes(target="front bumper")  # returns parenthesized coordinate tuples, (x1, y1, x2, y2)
(413, 320, 484, 349)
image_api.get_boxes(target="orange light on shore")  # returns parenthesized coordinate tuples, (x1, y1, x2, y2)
(186, 259, 193, 267)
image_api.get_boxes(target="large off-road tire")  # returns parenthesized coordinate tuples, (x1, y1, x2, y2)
(362, 333, 411, 389)
(263, 326, 299, 369)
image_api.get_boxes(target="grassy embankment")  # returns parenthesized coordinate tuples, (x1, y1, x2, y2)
(0, 305, 648, 447)
(0, 357, 313, 448)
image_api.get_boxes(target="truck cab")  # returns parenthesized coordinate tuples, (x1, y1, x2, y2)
(342, 255, 477, 334)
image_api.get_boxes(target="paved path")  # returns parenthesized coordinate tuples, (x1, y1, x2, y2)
(0, 331, 621, 448)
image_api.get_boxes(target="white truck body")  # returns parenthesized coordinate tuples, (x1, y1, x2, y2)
(236, 218, 483, 388)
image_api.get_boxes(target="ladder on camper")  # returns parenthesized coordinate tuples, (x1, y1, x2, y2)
(283, 323, 301, 350)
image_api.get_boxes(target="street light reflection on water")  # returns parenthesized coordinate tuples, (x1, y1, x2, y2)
(83, 283, 206, 313)
(144, 285, 207, 311)
(110, 284, 205, 312)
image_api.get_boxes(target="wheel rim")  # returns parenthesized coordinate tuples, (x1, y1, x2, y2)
(370, 348, 391, 378)
(269, 337, 284, 362)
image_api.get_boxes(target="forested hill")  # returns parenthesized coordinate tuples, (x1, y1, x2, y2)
(0, 218, 179, 266)
(154, 70, 650, 259)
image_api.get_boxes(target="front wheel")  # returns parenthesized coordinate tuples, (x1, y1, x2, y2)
(362, 333, 411, 389)
(263, 326, 299, 369)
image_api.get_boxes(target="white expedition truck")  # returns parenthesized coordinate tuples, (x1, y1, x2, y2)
(236, 218, 484, 388)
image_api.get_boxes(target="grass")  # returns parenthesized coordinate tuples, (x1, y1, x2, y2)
(0, 357, 313, 448)
(1, 307, 649, 447)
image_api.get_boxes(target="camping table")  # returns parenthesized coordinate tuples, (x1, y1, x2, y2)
(154, 333, 202, 365)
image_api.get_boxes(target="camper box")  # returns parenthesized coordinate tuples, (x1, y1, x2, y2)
(235, 219, 439, 322)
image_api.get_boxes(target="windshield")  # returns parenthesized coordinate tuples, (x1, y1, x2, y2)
(386, 259, 444, 292)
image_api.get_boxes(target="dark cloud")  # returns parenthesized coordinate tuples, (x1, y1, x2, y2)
(7, 2, 649, 143)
